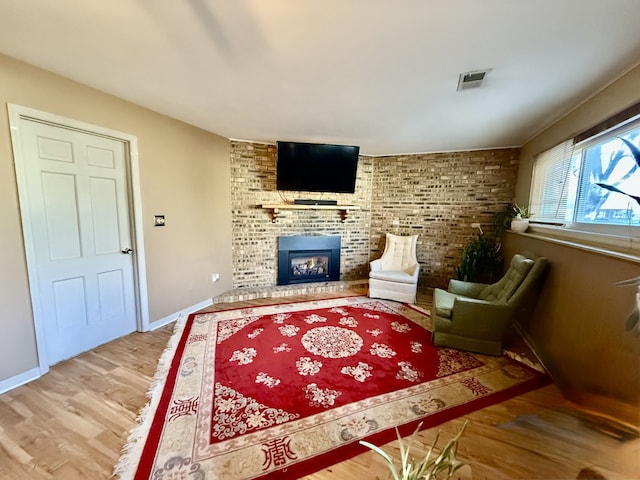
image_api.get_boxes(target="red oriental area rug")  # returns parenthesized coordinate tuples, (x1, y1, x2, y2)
(115, 296, 549, 479)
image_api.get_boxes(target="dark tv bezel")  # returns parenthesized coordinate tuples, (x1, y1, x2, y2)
(276, 141, 359, 194)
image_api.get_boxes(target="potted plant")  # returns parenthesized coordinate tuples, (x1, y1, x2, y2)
(455, 225, 503, 283)
(510, 204, 530, 233)
(492, 204, 517, 237)
(492, 203, 531, 236)
(360, 421, 470, 480)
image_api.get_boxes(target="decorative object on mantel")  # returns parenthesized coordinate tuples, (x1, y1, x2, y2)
(115, 296, 548, 480)
(510, 204, 530, 233)
(259, 203, 360, 223)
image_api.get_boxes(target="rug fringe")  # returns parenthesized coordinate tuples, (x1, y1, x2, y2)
(112, 314, 188, 479)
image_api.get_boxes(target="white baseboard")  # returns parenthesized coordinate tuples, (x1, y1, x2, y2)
(0, 367, 41, 395)
(148, 298, 213, 331)
(513, 322, 551, 376)
(0, 299, 214, 394)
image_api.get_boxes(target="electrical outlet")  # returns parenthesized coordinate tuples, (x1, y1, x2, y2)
(211, 273, 220, 283)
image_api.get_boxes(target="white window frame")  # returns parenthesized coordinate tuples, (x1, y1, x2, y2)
(528, 115, 640, 256)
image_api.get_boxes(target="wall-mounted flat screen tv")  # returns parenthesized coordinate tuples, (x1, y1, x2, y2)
(276, 141, 359, 193)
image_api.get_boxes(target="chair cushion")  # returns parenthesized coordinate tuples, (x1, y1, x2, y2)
(378, 234, 419, 271)
(369, 269, 416, 284)
(478, 254, 534, 302)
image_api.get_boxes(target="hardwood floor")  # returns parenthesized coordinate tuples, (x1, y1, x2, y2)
(0, 291, 637, 479)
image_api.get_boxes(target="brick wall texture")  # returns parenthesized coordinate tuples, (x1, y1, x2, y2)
(370, 149, 519, 288)
(230, 141, 374, 288)
(231, 141, 519, 290)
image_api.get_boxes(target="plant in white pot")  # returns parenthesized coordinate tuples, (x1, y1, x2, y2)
(510, 204, 530, 233)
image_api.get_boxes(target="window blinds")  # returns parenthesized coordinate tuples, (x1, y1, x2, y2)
(529, 140, 577, 223)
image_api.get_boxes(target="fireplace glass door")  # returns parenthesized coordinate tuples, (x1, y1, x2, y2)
(289, 251, 331, 282)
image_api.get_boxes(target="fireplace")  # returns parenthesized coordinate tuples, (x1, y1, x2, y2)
(277, 235, 341, 285)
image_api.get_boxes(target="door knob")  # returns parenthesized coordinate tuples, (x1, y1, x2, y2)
(121, 247, 133, 254)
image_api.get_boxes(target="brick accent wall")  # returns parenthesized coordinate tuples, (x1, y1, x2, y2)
(230, 141, 373, 288)
(370, 149, 520, 288)
(230, 141, 519, 290)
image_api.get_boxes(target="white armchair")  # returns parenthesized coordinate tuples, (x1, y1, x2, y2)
(369, 233, 420, 304)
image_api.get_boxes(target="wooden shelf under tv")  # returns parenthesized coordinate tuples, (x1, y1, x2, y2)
(259, 204, 360, 223)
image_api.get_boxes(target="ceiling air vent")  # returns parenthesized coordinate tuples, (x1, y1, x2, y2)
(457, 69, 492, 91)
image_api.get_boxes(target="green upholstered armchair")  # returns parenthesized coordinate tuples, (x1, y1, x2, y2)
(431, 252, 549, 355)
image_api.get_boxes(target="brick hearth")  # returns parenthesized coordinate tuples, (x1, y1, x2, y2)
(213, 279, 369, 304)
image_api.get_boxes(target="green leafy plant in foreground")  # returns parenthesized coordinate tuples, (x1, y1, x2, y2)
(360, 421, 469, 480)
(594, 137, 640, 332)
(595, 137, 640, 207)
(615, 276, 640, 332)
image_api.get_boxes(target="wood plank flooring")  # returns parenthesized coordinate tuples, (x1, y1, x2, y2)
(0, 291, 637, 479)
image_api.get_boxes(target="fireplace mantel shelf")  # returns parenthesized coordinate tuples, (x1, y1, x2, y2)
(259, 204, 360, 223)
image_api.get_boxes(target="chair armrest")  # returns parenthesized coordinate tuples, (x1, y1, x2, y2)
(448, 279, 488, 298)
(370, 259, 382, 272)
(407, 263, 420, 278)
(434, 288, 455, 318)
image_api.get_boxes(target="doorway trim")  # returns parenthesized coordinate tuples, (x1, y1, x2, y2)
(8, 103, 150, 375)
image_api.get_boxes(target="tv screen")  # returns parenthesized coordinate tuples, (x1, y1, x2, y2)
(276, 141, 359, 193)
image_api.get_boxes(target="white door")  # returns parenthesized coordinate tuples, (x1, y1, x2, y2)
(17, 118, 137, 365)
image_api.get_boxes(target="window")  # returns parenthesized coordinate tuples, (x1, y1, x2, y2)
(530, 117, 640, 241)
(529, 140, 579, 224)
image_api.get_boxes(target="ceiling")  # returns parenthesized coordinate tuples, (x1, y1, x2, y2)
(1, 1, 640, 156)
